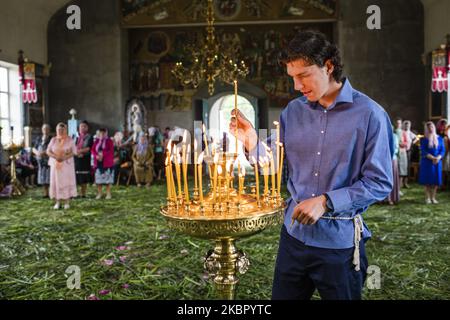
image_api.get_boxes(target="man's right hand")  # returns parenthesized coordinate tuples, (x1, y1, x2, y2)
(229, 109, 258, 152)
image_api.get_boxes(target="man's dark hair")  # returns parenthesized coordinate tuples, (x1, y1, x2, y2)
(99, 128, 107, 133)
(80, 120, 89, 126)
(280, 30, 344, 82)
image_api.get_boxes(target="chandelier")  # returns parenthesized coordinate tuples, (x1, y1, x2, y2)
(172, 0, 249, 96)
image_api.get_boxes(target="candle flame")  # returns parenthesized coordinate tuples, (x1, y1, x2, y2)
(273, 121, 279, 126)
(241, 166, 246, 176)
(217, 165, 223, 174)
(167, 139, 172, 151)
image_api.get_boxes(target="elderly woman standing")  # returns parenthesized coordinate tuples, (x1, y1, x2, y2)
(32, 124, 52, 197)
(74, 121, 94, 198)
(419, 121, 446, 204)
(92, 128, 114, 199)
(132, 133, 154, 188)
(47, 123, 77, 210)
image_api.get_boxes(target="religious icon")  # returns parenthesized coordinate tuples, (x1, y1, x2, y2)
(213, 0, 242, 21)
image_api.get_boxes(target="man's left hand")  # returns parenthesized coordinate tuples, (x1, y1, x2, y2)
(292, 195, 328, 225)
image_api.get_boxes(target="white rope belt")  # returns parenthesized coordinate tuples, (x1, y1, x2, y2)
(291, 199, 364, 271)
(320, 214, 363, 271)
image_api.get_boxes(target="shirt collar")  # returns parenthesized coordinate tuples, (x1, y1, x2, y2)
(305, 77, 354, 111)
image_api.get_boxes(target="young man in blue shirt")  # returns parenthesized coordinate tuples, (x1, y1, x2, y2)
(230, 30, 393, 300)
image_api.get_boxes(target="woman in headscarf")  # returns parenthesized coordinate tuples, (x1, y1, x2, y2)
(419, 121, 446, 204)
(74, 121, 94, 198)
(402, 120, 418, 188)
(132, 133, 154, 187)
(47, 123, 77, 210)
(91, 128, 114, 199)
(32, 124, 52, 197)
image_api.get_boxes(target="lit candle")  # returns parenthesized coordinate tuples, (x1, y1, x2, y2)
(252, 156, 260, 203)
(182, 132, 189, 203)
(269, 152, 276, 197)
(165, 156, 171, 199)
(212, 153, 219, 202)
(241, 166, 246, 195)
(226, 160, 232, 202)
(173, 146, 182, 199)
(194, 139, 198, 191)
(170, 155, 176, 200)
(259, 157, 269, 196)
(278, 143, 284, 197)
(167, 140, 176, 200)
(217, 165, 223, 205)
(198, 152, 204, 203)
(273, 120, 280, 186)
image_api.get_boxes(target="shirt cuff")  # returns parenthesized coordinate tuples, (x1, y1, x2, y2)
(325, 188, 352, 214)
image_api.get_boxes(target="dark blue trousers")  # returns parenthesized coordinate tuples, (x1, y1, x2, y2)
(272, 225, 368, 300)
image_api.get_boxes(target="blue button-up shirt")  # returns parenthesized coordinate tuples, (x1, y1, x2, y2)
(249, 79, 393, 249)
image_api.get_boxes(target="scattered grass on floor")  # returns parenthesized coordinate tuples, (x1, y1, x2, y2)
(0, 182, 449, 299)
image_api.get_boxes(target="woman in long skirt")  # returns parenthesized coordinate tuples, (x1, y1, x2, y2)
(419, 121, 446, 204)
(47, 123, 77, 210)
(132, 134, 154, 188)
(74, 121, 94, 198)
(92, 128, 115, 199)
(32, 124, 52, 197)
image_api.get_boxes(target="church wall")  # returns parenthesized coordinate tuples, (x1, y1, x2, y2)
(0, 0, 70, 65)
(47, 0, 128, 133)
(339, 0, 425, 127)
(422, 0, 450, 54)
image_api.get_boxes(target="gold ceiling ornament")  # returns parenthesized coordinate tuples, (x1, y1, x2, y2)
(160, 81, 284, 300)
(172, 0, 249, 96)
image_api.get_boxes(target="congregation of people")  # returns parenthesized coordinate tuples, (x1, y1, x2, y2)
(1, 117, 450, 208)
(387, 118, 450, 205)
(0, 121, 170, 210)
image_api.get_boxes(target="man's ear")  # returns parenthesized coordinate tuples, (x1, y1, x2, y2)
(325, 59, 334, 75)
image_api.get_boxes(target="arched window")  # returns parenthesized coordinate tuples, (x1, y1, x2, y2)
(209, 94, 255, 167)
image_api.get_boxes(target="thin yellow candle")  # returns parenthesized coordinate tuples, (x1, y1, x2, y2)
(182, 132, 189, 202)
(185, 148, 191, 203)
(217, 165, 223, 205)
(194, 139, 198, 191)
(269, 152, 276, 197)
(241, 166, 246, 194)
(225, 160, 231, 202)
(212, 153, 219, 202)
(166, 140, 173, 198)
(165, 157, 171, 199)
(277, 143, 284, 196)
(198, 153, 204, 203)
(173, 146, 182, 198)
(274, 121, 280, 190)
(260, 157, 269, 196)
(169, 157, 176, 200)
(252, 156, 260, 203)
